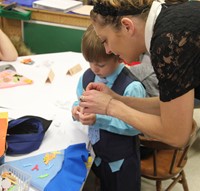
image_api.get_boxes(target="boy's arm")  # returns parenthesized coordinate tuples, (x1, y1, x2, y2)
(95, 81, 146, 135)
(72, 76, 84, 107)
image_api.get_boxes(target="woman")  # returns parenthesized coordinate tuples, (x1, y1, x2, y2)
(80, 0, 200, 147)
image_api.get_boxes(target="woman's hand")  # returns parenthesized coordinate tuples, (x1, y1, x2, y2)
(79, 82, 118, 115)
(86, 82, 115, 97)
(79, 89, 113, 115)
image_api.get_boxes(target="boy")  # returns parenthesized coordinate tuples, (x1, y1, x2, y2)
(71, 25, 146, 191)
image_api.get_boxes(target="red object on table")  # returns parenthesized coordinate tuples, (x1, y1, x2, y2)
(123, 60, 141, 66)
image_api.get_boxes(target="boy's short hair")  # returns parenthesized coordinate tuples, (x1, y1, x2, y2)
(81, 24, 119, 63)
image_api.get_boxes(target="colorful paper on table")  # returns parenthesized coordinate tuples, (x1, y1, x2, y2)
(0, 112, 8, 156)
(6, 143, 89, 191)
(0, 70, 33, 89)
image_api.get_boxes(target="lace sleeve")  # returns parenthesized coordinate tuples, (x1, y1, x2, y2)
(150, 2, 200, 101)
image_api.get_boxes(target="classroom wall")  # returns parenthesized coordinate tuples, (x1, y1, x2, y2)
(23, 22, 85, 54)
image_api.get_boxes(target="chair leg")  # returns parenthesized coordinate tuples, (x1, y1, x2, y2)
(156, 180, 162, 191)
(180, 171, 189, 191)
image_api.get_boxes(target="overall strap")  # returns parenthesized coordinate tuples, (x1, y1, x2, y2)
(112, 67, 143, 95)
(82, 67, 144, 95)
(82, 68, 95, 90)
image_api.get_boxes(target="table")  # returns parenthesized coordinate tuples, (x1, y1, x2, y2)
(0, 51, 93, 190)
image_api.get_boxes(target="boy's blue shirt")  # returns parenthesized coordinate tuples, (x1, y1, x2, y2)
(72, 63, 146, 172)
(73, 63, 146, 135)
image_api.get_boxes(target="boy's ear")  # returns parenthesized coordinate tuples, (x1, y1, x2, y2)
(121, 18, 135, 35)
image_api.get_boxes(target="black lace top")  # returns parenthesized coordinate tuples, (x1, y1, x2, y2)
(150, 1, 200, 102)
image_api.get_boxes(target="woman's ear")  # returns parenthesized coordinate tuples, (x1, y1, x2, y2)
(121, 18, 135, 34)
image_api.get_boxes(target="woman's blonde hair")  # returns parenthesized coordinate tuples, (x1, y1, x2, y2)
(81, 24, 119, 63)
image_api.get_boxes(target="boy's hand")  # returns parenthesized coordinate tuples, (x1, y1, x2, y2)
(78, 112, 96, 125)
(71, 106, 82, 121)
(72, 106, 96, 125)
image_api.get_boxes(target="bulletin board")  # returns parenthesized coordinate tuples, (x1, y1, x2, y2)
(23, 21, 85, 54)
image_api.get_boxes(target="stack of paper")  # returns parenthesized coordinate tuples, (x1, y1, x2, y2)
(70, 5, 93, 16)
(32, 0, 83, 12)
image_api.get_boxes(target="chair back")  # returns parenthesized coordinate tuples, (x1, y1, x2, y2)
(140, 120, 198, 179)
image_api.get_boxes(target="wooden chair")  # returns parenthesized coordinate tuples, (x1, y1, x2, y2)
(140, 120, 198, 191)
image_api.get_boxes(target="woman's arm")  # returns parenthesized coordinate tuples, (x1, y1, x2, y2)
(107, 90, 194, 147)
(84, 82, 160, 115)
(0, 29, 18, 61)
(114, 94, 160, 115)
(81, 83, 194, 147)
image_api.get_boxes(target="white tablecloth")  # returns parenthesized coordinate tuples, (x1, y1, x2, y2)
(0, 51, 91, 191)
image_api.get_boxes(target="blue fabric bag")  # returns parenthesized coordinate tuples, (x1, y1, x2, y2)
(44, 143, 89, 191)
(6, 143, 89, 191)
(6, 116, 52, 155)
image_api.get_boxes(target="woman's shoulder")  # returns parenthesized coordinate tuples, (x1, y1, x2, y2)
(155, 1, 200, 34)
